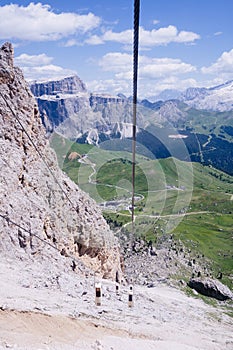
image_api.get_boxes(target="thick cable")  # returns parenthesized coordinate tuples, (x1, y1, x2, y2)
(131, 0, 140, 242)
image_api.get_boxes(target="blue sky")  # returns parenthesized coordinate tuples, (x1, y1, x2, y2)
(0, 0, 232, 99)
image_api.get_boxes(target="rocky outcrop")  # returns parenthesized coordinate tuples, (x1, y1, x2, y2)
(30, 75, 87, 97)
(188, 278, 233, 301)
(0, 42, 15, 84)
(0, 42, 121, 279)
(31, 76, 90, 134)
(30, 77, 137, 142)
(90, 93, 127, 107)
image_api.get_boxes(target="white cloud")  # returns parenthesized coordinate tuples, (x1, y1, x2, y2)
(140, 26, 200, 46)
(96, 52, 197, 97)
(102, 29, 133, 44)
(214, 31, 223, 36)
(99, 52, 132, 72)
(99, 52, 196, 78)
(22, 65, 77, 82)
(0, 3, 101, 41)
(201, 48, 233, 79)
(175, 30, 200, 43)
(139, 57, 196, 78)
(153, 19, 160, 25)
(15, 53, 77, 81)
(87, 25, 200, 48)
(85, 35, 105, 45)
(63, 39, 80, 47)
(15, 53, 53, 66)
(86, 79, 130, 95)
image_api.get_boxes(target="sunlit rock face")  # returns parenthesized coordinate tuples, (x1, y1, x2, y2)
(0, 42, 121, 279)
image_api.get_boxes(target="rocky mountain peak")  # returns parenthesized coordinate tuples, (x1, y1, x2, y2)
(0, 42, 121, 279)
(0, 42, 15, 84)
(30, 75, 87, 97)
(0, 41, 13, 65)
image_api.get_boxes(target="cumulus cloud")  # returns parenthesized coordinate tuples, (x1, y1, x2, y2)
(85, 35, 105, 45)
(87, 25, 200, 48)
(140, 26, 200, 46)
(101, 29, 133, 45)
(0, 3, 101, 41)
(99, 52, 132, 72)
(15, 53, 53, 66)
(99, 52, 196, 78)
(96, 52, 197, 97)
(201, 48, 233, 78)
(86, 79, 130, 95)
(139, 57, 196, 78)
(15, 53, 77, 81)
(22, 65, 77, 82)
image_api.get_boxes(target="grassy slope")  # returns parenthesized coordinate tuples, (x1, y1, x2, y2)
(50, 133, 233, 288)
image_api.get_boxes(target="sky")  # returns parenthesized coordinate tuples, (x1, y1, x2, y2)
(0, 0, 232, 99)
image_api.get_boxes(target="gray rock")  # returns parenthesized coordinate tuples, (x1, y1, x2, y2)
(188, 278, 233, 301)
(30, 75, 87, 97)
(0, 42, 121, 279)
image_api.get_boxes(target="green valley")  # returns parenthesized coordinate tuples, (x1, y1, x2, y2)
(51, 133, 233, 289)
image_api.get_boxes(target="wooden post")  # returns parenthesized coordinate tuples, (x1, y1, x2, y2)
(116, 271, 120, 295)
(116, 282, 120, 295)
(95, 282, 101, 306)
(128, 285, 133, 307)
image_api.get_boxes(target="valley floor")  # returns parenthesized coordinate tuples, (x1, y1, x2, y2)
(0, 255, 232, 350)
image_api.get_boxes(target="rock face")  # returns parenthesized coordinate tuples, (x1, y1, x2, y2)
(30, 75, 87, 97)
(30, 77, 138, 142)
(30, 76, 90, 134)
(188, 278, 233, 301)
(0, 42, 121, 279)
(0, 42, 14, 84)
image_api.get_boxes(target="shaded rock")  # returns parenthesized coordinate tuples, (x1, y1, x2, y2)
(188, 278, 233, 301)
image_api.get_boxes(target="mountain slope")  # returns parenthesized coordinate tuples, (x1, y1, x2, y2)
(0, 42, 120, 278)
(51, 135, 233, 288)
(181, 80, 233, 111)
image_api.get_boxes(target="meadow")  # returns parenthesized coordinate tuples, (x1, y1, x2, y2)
(50, 133, 233, 288)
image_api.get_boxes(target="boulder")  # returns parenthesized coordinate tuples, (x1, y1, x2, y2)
(188, 277, 233, 301)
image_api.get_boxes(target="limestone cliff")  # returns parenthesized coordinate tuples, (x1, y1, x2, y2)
(31, 75, 87, 97)
(30, 77, 138, 142)
(0, 42, 120, 278)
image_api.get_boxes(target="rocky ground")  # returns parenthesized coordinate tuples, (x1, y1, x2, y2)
(0, 252, 232, 350)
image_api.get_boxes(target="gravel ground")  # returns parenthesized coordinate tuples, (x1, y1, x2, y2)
(0, 254, 232, 350)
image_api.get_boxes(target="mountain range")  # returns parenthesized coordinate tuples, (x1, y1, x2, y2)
(181, 80, 233, 111)
(30, 75, 233, 175)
